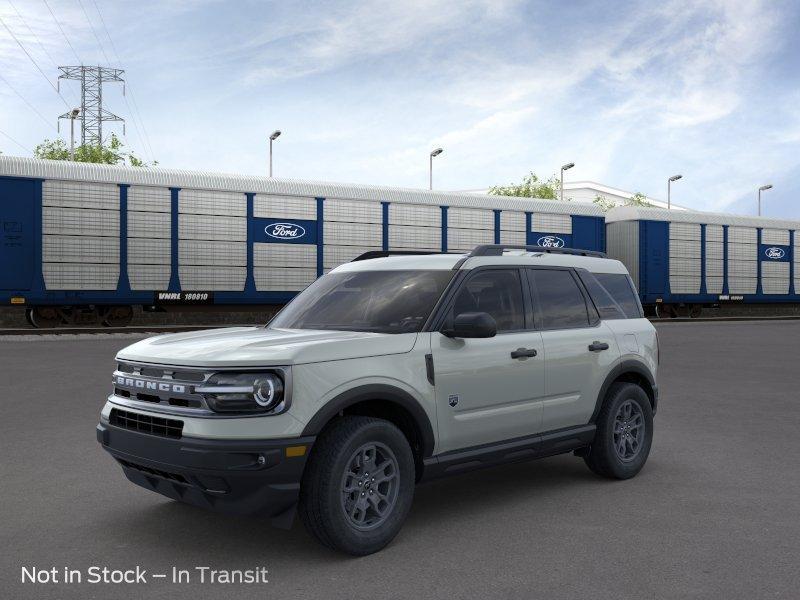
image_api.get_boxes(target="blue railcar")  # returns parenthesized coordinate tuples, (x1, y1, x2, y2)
(606, 206, 800, 317)
(0, 157, 605, 326)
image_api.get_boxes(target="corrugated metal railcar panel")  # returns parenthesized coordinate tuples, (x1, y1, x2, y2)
(128, 211, 170, 239)
(42, 180, 118, 210)
(43, 263, 119, 290)
(761, 261, 789, 295)
(254, 195, 316, 220)
(669, 239, 701, 259)
(728, 226, 757, 244)
(669, 257, 701, 275)
(128, 238, 170, 265)
(500, 211, 526, 232)
(499, 230, 526, 245)
(179, 213, 246, 241)
(129, 265, 170, 290)
(323, 245, 380, 269)
(447, 207, 493, 230)
(706, 276, 723, 294)
(43, 206, 119, 237)
(42, 235, 118, 263)
(388, 225, 440, 250)
(128, 186, 170, 213)
(706, 241, 724, 260)
(728, 261, 757, 277)
(447, 227, 494, 251)
(762, 229, 790, 245)
(254, 267, 316, 291)
(324, 199, 382, 224)
(254, 243, 316, 268)
(389, 203, 441, 227)
(728, 277, 757, 294)
(179, 266, 246, 291)
(323, 221, 382, 246)
(669, 275, 700, 294)
(179, 189, 246, 216)
(180, 240, 247, 266)
(705, 259, 724, 278)
(605, 221, 639, 288)
(669, 222, 701, 241)
(706, 225, 724, 242)
(727, 244, 757, 261)
(532, 213, 571, 234)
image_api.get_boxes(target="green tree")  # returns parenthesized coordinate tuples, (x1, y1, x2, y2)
(489, 172, 562, 199)
(592, 191, 653, 212)
(33, 133, 156, 167)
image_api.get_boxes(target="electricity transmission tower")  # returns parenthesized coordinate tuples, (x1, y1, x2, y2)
(57, 66, 125, 146)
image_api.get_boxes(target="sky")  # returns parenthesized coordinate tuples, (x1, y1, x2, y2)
(1, 0, 799, 217)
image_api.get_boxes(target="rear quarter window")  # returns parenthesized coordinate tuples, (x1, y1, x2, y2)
(579, 271, 643, 319)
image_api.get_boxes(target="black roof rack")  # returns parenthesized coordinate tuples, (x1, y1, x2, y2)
(351, 250, 447, 262)
(468, 244, 607, 258)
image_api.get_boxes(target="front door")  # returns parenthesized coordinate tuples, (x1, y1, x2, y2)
(0, 177, 36, 290)
(432, 268, 545, 453)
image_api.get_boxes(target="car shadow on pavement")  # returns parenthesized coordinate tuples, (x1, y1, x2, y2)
(104, 454, 612, 561)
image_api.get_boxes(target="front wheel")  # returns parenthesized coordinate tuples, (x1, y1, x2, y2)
(584, 382, 653, 479)
(298, 416, 415, 555)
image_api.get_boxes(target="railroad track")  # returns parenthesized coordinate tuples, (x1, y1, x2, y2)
(4, 315, 800, 335)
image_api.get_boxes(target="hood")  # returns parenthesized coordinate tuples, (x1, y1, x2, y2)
(116, 326, 418, 367)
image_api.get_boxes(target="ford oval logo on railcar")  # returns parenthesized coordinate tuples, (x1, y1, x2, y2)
(536, 235, 566, 248)
(765, 247, 786, 260)
(265, 222, 306, 240)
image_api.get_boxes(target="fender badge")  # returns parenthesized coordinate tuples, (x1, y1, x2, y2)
(448, 394, 459, 407)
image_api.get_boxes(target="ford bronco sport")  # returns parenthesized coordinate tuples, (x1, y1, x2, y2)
(97, 245, 658, 555)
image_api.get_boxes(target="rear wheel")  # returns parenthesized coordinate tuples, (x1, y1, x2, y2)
(299, 416, 415, 555)
(584, 382, 653, 479)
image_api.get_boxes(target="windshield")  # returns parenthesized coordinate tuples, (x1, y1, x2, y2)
(269, 270, 455, 333)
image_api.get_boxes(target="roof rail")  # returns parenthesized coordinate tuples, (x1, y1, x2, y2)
(350, 250, 446, 262)
(468, 244, 607, 258)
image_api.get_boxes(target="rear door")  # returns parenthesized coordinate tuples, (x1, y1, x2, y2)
(527, 268, 620, 431)
(0, 178, 36, 290)
(431, 267, 545, 453)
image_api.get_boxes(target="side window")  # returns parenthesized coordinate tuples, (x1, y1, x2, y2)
(577, 271, 626, 320)
(448, 269, 525, 332)
(594, 273, 643, 319)
(529, 269, 590, 329)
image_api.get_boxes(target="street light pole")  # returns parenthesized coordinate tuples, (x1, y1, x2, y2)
(560, 162, 575, 201)
(269, 130, 281, 177)
(429, 148, 443, 190)
(69, 108, 80, 161)
(667, 174, 682, 209)
(758, 184, 773, 216)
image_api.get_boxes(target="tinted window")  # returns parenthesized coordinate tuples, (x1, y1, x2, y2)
(594, 273, 642, 319)
(269, 270, 453, 333)
(577, 271, 626, 320)
(530, 269, 590, 329)
(447, 269, 525, 332)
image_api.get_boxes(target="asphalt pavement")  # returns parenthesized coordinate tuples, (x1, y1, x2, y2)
(1, 321, 799, 599)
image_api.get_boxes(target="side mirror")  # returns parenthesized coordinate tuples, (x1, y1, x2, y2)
(442, 312, 497, 338)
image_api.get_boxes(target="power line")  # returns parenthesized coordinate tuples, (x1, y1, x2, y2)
(76, 0, 111, 65)
(43, 0, 83, 65)
(0, 72, 58, 131)
(6, 0, 81, 106)
(0, 14, 70, 108)
(89, 0, 155, 162)
(0, 128, 33, 153)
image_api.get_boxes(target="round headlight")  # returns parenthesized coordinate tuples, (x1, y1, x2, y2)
(254, 375, 284, 409)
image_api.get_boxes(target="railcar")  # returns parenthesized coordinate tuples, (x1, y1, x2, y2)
(0, 157, 605, 327)
(606, 206, 800, 317)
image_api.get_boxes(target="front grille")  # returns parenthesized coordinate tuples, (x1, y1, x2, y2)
(117, 458, 188, 483)
(109, 408, 183, 439)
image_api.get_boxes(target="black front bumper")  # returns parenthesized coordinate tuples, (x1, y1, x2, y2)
(97, 422, 315, 528)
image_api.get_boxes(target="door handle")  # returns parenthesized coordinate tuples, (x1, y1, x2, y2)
(511, 347, 538, 359)
(588, 341, 610, 352)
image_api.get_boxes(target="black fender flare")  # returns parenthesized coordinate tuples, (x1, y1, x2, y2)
(591, 360, 657, 422)
(301, 384, 436, 458)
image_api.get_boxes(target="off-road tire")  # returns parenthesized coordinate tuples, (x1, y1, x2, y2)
(299, 416, 415, 556)
(584, 382, 653, 479)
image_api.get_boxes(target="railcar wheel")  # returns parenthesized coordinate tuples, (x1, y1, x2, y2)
(689, 304, 702, 318)
(102, 306, 134, 327)
(28, 307, 62, 328)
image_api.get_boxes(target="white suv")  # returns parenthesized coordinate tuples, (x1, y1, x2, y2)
(97, 245, 659, 555)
